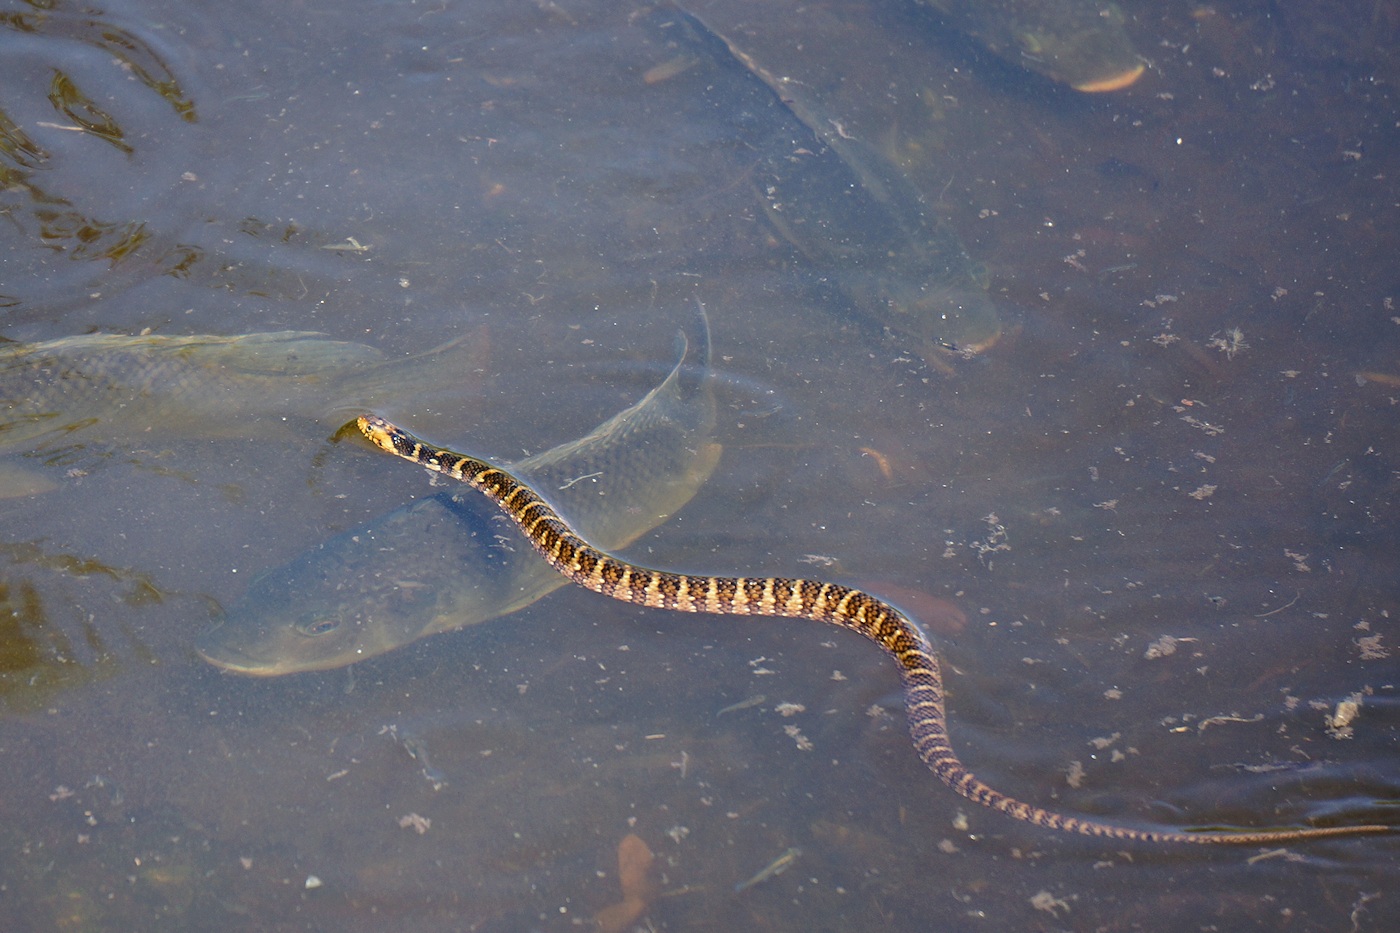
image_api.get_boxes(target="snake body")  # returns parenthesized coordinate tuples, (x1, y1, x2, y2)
(358, 413, 1388, 845)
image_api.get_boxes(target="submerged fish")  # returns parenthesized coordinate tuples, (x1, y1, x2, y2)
(916, 0, 1145, 92)
(196, 306, 720, 675)
(646, 6, 1001, 365)
(0, 329, 483, 494)
(734, 846, 801, 893)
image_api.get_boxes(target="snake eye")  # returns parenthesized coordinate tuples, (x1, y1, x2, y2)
(296, 615, 341, 637)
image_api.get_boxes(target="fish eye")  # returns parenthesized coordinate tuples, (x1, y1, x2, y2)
(296, 615, 342, 637)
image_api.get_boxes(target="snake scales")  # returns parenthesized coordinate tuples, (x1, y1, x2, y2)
(359, 414, 1387, 845)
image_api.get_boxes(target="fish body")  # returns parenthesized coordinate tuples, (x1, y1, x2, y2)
(196, 307, 720, 675)
(734, 846, 801, 892)
(916, 0, 1144, 92)
(647, 6, 1000, 362)
(0, 330, 381, 454)
(0, 328, 488, 494)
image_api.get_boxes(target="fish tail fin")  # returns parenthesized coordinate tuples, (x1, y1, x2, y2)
(674, 295, 712, 399)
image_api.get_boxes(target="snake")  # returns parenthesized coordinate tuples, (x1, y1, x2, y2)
(358, 413, 1389, 845)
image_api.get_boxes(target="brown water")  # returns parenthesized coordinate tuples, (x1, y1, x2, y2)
(1, 0, 1396, 929)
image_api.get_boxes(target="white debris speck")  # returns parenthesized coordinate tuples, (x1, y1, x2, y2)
(305, 875, 323, 890)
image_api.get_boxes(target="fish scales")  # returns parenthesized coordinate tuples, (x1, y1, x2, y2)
(644, 5, 1001, 362)
(0, 328, 489, 499)
(0, 331, 383, 454)
(196, 305, 719, 675)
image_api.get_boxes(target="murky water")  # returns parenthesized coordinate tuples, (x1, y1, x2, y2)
(2, 0, 1396, 929)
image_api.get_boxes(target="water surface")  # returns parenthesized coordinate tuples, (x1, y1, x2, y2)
(2, 0, 1396, 929)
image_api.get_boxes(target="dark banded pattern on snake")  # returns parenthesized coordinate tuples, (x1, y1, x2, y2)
(358, 413, 1390, 845)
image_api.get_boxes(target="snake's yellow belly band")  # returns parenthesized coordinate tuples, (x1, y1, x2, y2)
(358, 414, 1388, 845)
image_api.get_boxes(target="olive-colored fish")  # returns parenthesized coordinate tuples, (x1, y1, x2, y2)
(196, 306, 720, 675)
(916, 0, 1144, 92)
(0, 329, 482, 495)
(646, 6, 1001, 365)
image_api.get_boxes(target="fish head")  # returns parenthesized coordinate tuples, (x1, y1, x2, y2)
(196, 493, 522, 675)
(873, 274, 1003, 358)
(987, 1, 1144, 92)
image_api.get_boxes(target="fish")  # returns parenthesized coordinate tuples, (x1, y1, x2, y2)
(644, 5, 1001, 366)
(915, 0, 1145, 92)
(195, 304, 721, 675)
(733, 846, 801, 893)
(715, 694, 766, 716)
(384, 725, 449, 791)
(0, 328, 485, 495)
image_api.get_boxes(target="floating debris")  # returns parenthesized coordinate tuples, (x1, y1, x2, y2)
(1207, 328, 1248, 359)
(783, 724, 814, 751)
(1355, 634, 1388, 661)
(1197, 712, 1264, 732)
(319, 236, 370, 252)
(1030, 889, 1071, 917)
(1327, 693, 1364, 740)
(1143, 635, 1196, 660)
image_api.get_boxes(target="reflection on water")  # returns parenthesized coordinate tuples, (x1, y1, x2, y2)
(0, 541, 163, 709)
(2, 0, 1397, 930)
(1, 1, 196, 120)
(0, 0, 198, 299)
